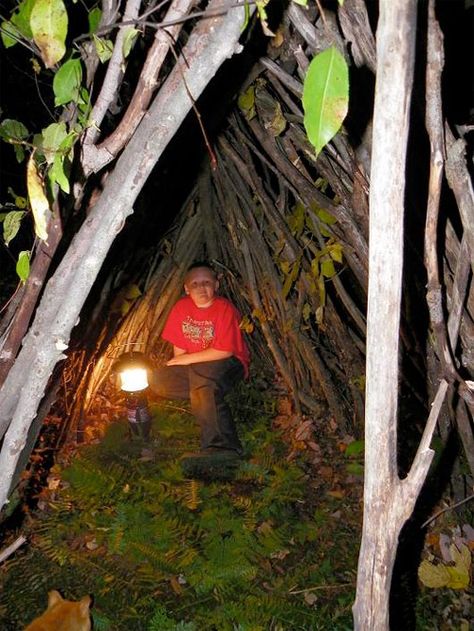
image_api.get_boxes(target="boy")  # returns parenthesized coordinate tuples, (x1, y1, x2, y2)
(151, 262, 249, 456)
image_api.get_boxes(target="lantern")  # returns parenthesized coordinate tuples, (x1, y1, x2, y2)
(112, 351, 153, 441)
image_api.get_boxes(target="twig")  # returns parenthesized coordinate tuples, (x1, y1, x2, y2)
(73, 1, 256, 43)
(289, 581, 354, 594)
(421, 492, 474, 529)
(0, 535, 27, 564)
(165, 33, 218, 170)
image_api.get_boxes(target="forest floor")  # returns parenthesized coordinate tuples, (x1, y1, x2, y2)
(0, 370, 472, 630)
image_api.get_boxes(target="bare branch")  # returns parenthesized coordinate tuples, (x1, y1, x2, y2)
(83, 0, 143, 147)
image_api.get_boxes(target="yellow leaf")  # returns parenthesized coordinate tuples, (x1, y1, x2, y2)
(445, 565, 470, 589)
(120, 301, 131, 317)
(252, 308, 267, 322)
(271, 28, 284, 48)
(124, 284, 142, 300)
(238, 86, 256, 121)
(315, 306, 324, 325)
(239, 315, 254, 333)
(30, 0, 68, 69)
(445, 543, 471, 589)
(450, 542, 471, 572)
(321, 258, 336, 278)
(329, 242, 343, 263)
(170, 575, 183, 595)
(280, 260, 290, 274)
(27, 155, 49, 241)
(418, 559, 451, 588)
(265, 101, 286, 136)
(327, 489, 345, 499)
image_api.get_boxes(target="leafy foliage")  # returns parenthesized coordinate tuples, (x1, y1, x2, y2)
(0, 0, 90, 281)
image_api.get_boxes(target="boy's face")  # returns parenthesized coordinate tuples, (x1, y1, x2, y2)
(184, 267, 219, 308)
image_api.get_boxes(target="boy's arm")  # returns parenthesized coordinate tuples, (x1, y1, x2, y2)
(173, 346, 186, 357)
(166, 348, 232, 366)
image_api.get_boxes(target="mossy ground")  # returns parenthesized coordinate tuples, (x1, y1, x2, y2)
(0, 375, 471, 630)
(0, 376, 362, 630)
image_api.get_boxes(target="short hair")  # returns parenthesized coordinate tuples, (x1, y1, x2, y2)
(184, 261, 217, 282)
(186, 261, 216, 274)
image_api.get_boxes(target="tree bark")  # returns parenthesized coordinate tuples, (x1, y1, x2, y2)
(353, 1, 423, 628)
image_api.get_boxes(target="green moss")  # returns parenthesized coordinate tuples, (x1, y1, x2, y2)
(0, 380, 358, 630)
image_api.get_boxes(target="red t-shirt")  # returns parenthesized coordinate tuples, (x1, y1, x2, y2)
(162, 296, 250, 376)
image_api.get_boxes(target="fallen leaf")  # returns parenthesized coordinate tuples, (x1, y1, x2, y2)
(304, 592, 318, 605)
(170, 576, 183, 595)
(418, 559, 451, 588)
(327, 489, 345, 499)
(85, 538, 99, 551)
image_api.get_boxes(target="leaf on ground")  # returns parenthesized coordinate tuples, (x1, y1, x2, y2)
(418, 544, 471, 589)
(418, 559, 450, 588)
(327, 489, 345, 499)
(304, 591, 317, 605)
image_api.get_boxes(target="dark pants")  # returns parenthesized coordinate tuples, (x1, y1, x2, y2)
(150, 357, 243, 454)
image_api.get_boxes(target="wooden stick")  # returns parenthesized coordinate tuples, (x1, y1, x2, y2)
(0, 535, 27, 564)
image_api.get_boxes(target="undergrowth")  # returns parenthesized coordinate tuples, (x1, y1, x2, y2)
(0, 374, 358, 630)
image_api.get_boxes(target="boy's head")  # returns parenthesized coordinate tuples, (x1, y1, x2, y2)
(184, 263, 219, 308)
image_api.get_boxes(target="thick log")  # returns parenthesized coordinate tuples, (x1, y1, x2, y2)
(353, 1, 421, 628)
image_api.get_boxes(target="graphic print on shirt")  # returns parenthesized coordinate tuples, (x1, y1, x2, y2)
(182, 316, 215, 349)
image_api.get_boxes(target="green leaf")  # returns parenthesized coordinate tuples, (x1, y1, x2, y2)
(238, 86, 256, 121)
(321, 258, 336, 278)
(16, 250, 30, 283)
(30, 0, 68, 69)
(302, 46, 349, 156)
(1, 21, 21, 48)
(122, 28, 138, 59)
(3, 211, 26, 246)
(53, 58, 83, 106)
(288, 202, 305, 237)
(93, 34, 113, 63)
(10, 0, 35, 39)
(292, 0, 308, 5)
(0, 119, 28, 162)
(345, 462, 364, 475)
(49, 153, 70, 193)
(88, 7, 102, 34)
(41, 122, 68, 163)
(0, 119, 29, 142)
(316, 208, 337, 225)
(255, 0, 275, 37)
(345, 440, 364, 457)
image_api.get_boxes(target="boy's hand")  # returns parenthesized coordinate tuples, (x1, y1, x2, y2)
(167, 354, 191, 366)
(166, 348, 233, 366)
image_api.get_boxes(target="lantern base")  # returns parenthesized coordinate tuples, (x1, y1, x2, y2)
(125, 392, 152, 442)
